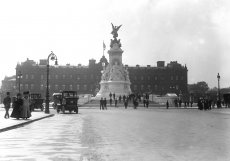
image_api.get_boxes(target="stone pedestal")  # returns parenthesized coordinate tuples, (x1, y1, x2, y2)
(96, 81, 131, 99)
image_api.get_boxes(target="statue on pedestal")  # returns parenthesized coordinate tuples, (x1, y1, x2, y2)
(96, 23, 132, 99)
(111, 23, 122, 39)
(110, 23, 122, 48)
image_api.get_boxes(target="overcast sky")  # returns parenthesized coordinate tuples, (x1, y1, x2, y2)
(0, 0, 229, 88)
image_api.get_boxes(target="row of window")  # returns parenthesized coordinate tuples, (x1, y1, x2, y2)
(131, 75, 184, 81)
(20, 74, 184, 81)
(132, 85, 180, 91)
(18, 83, 181, 91)
(21, 74, 97, 80)
(18, 84, 93, 91)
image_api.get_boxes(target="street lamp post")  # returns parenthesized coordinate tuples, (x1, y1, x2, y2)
(45, 51, 58, 114)
(17, 71, 22, 94)
(217, 73, 221, 108)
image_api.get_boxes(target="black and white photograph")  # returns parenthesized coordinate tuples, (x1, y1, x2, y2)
(0, 0, 230, 160)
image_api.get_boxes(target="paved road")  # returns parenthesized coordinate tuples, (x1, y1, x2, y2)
(1, 108, 230, 161)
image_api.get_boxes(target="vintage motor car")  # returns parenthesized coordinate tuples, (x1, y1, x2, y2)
(30, 93, 44, 111)
(57, 91, 79, 114)
(52, 93, 62, 110)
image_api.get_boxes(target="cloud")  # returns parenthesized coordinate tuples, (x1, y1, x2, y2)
(0, 0, 230, 88)
(120, 0, 229, 87)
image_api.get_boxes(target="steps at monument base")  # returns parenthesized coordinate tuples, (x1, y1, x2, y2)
(80, 100, 165, 108)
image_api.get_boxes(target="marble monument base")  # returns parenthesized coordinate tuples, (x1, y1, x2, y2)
(95, 81, 131, 99)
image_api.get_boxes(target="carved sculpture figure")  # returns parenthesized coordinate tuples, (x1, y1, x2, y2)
(111, 23, 122, 39)
(110, 23, 122, 48)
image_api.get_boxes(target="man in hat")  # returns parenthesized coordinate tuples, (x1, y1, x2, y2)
(3, 92, 11, 119)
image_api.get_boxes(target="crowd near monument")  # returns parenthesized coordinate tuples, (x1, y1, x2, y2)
(96, 23, 132, 99)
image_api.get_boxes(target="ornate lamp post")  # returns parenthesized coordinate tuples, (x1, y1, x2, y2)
(217, 73, 221, 108)
(17, 71, 22, 94)
(45, 51, 58, 114)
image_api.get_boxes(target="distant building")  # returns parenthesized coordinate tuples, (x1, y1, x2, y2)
(128, 61, 188, 96)
(0, 75, 16, 102)
(1, 57, 188, 99)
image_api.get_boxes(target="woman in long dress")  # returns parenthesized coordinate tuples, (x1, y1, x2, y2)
(20, 91, 31, 119)
(10, 93, 23, 119)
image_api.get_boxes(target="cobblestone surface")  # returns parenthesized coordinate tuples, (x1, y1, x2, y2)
(0, 108, 230, 161)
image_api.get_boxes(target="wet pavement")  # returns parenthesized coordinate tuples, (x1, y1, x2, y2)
(0, 107, 54, 132)
(0, 111, 83, 161)
(81, 108, 230, 161)
(1, 107, 230, 161)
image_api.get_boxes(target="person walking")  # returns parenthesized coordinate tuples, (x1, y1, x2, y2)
(133, 98, 138, 109)
(10, 93, 23, 119)
(109, 97, 112, 106)
(113, 93, 116, 100)
(143, 98, 146, 107)
(115, 98, 118, 107)
(124, 98, 128, 109)
(20, 91, 31, 119)
(103, 98, 107, 110)
(3, 92, 11, 119)
(166, 100, 169, 109)
(146, 99, 149, 108)
(123, 95, 126, 103)
(119, 95, 122, 103)
(100, 97, 104, 110)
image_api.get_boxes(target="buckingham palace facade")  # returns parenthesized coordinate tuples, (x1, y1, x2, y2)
(2, 56, 188, 98)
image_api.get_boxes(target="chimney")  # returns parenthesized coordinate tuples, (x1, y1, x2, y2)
(157, 61, 165, 67)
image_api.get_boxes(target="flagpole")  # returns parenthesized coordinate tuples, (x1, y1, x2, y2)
(103, 41, 105, 56)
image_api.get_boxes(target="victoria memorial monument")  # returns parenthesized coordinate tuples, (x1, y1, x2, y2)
(96, 23, 132, 99)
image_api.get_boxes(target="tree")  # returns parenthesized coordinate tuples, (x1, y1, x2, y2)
(188, 81, 209, 101)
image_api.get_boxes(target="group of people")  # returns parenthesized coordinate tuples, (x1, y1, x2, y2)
(174, 99, 193, 108)
(197, 98, 213, 110)
(3, 91, 31, 119)
(101, 92, 151, 109)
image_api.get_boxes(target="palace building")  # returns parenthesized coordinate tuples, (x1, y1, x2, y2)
(1, 56, 188, 98)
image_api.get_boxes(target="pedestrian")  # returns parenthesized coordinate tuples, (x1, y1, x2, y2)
(119, 95, 122, 103)
(109, 92, 112, 99)
(146, 99, 149, 108)
(204, 99, 209, 110)
(3, 92, 11, 119)
(123, 95, 126, 103)
(109, 97, 112, 106)
(143, 99, 146, 107)
(174, 99, 178, 107)
(166, 100, 169, 109)
(113, 92, 116, 100)
(133, 98, 138, 109)
(103, 97, 107, 110)
(100, 97, 104, 110)
(20, 91, 31, 119)
(115, 98, 118, 107)
(179, 100, 182, 107)
(10, 93, 23, 119)
(198, 98, 203, 110)
(124, 98, 128, 109)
